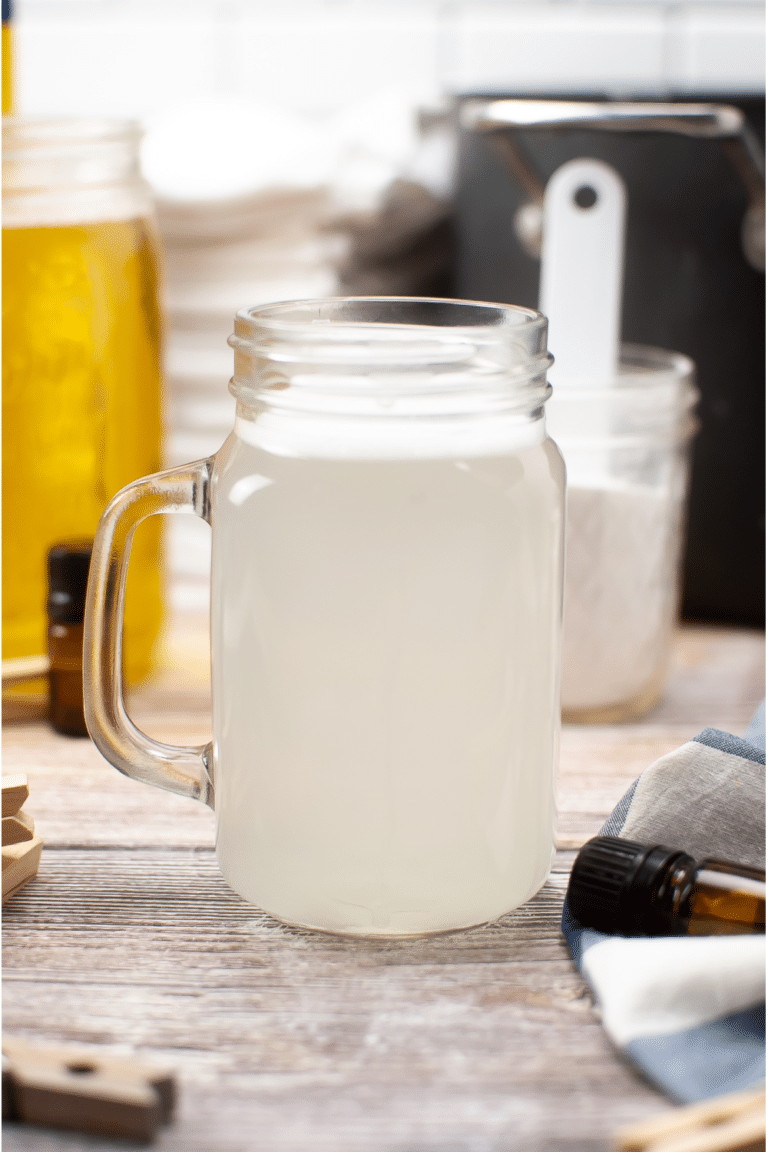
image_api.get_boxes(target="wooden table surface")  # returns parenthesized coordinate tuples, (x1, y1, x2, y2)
(3, 618, 764, 1152)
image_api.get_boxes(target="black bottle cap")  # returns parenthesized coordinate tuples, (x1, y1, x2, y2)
(47, 541, 93, 624)
(567, 835, 692, 935)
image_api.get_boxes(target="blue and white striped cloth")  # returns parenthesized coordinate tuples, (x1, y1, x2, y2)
(562, 709, 766, 1104)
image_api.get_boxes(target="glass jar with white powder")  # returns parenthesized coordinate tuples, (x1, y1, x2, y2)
(547, 344, 698, 722)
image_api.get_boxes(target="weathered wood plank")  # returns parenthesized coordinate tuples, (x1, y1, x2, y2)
(3, 848, 669, 1151)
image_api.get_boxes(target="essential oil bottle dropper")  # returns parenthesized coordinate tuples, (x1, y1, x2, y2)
(567, 835, 765, 937)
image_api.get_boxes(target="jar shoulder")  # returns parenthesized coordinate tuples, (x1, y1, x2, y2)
(210, 427, 565, 506)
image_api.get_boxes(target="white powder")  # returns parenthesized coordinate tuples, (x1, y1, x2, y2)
(562, 482, 683, 716)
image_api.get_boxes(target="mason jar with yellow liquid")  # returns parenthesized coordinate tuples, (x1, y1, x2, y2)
(3, 118, 164, 686)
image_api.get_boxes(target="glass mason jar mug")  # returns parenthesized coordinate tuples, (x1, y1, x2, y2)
(84, 298, 565, 937)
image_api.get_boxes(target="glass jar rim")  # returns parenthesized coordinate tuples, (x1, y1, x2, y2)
(230, 296, 550, 356)
(2, 116, 142, 156)
(228, 296, 554, 419)
(548, 344, 696, 394)
(546, 343, 700, 447)
(2, 116, 151, 227)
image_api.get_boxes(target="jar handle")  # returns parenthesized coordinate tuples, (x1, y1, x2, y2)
(83, 459, 215, 809)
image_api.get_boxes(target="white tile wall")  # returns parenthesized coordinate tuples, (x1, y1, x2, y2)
(666, 5, 766, 92)
(14, 0, 765, 123)
(443, 5, 669, 96)
(231, 4, 440, 115)
(15, 3, 224, 118)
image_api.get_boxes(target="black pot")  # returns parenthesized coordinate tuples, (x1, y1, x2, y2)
(453, 95, 765, 627)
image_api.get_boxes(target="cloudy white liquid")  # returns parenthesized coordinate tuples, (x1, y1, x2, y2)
(211, 411, 564, 935)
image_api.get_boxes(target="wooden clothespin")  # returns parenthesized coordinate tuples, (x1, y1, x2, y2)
(2, 775, 43, 903)
(3, 807, 35, 846)
(614, 1087, 766, 1152)
(2, 773, 29, 817)
(2, 1034, 175, 1144)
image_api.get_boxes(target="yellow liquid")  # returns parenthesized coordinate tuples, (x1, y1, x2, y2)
(2, 218, 164, 684)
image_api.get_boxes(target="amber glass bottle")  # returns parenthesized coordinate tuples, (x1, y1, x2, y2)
(568, 835, 765, 937)
(47, 542, 92, 738)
